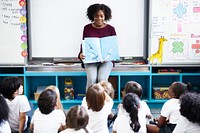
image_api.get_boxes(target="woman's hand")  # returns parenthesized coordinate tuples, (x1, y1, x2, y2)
(79, 53, 85, 60)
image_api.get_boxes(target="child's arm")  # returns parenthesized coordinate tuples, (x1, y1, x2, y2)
(157, 115, 167, 127)
(19, 112, 26, 133)
(30, 123, 34, 133)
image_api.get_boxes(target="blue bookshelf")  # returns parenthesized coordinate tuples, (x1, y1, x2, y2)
(0, 65, 199, 109)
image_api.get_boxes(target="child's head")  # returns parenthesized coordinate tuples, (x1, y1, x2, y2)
(124, 81, 143, 98)
(0, 76, 23, 99)
(0, 94, 9, 124)
(168, 82, 186, 99)
(87, 3, 112, 22)
(86, 83, 105, 111)
(38, 89, 57, 114)
(179, 92, 200, 124)
(99, 81, 114, 99)
(66, 105, 89, 131)
(45, 85, 63, 110)
(123, 93, 141, 132)
(45, 85, 60, 99)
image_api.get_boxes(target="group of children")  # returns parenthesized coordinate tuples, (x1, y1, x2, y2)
(0, 76, 200, 133)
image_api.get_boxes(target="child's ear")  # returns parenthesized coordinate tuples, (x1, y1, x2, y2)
(18, 85, 23, 95)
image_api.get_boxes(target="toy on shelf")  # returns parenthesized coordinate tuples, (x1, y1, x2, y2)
(148, 36, 168, 64)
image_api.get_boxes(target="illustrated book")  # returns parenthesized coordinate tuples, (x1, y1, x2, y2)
(82, 35, 120, 63)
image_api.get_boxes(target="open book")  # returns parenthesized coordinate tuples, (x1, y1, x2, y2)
(82, 35, 120, 63)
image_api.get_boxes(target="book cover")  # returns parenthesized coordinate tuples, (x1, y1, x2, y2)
(82, 35, 120, 63)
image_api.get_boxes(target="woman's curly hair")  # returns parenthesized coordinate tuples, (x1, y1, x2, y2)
(86, 3, 112, 22)
(180, 92, 200, 124)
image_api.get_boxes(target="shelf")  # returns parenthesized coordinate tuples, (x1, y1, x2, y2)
(0, 65, 199, 109)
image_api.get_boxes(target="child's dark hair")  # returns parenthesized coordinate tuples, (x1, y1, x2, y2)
(86, 83, 105, 111)
(169, 81, 187, 99)
(123, 93, 141, 132)
(124, 81, 143, 98)
(87, 3, 112, 22)
(66, 105, 89, 133)
(0, 76, 22, 99)
(38, 89, 57, 114)
(180, 92, 200, 124)
(0, 94, 9, 124)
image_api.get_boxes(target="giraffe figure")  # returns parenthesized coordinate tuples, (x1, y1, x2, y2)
(148, 36, 168, 64)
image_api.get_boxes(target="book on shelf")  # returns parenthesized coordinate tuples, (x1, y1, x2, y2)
(158, 68, 181, 73)
(82, 35, 120, 63)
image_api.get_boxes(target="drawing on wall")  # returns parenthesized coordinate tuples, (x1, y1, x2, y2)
(168, 33, 188, 59)
(190, 0, 200, 22)
(188, 33, 200, 59)
(171, 0, 189, 22)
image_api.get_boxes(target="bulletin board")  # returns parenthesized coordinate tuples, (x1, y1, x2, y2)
(0, 0, 27, 64)
(149, 0, 200, 64)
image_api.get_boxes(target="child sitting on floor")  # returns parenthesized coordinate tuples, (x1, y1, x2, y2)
(173, 92, 200, 133)
(30, 89, 66, 133)
(0, 76, 31, 133)
(81, 83, 114, 133)
(60, 105, 92, 133)
(146, 81, 188, 133)
(113, 93, 141, 133)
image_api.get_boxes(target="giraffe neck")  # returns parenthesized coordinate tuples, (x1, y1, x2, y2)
(157, 40, 163, 54)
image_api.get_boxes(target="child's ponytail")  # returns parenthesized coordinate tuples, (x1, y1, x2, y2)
(129, 104, 140, 132)
(123, 93, 141, 132)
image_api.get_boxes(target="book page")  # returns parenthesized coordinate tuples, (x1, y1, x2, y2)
(82, 38, 102, 63)
(100, 36, 120, 61)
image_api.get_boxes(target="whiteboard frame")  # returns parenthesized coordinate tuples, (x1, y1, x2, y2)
(27, 0, 148, 62)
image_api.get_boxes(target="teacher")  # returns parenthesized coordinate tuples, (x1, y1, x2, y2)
(78, 3, 117, 91)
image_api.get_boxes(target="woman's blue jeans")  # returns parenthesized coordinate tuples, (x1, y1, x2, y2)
(85, 61, 113, 91)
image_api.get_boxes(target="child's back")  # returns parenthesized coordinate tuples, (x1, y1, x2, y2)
(30, 89, 66, 133)
(0, 77, 31, 132)
(124, 81, 152, 120)
(81, 83, 113, 133)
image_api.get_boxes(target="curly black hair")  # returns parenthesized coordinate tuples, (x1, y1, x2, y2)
(180, 92, 200, 124)
(86, 3, 112, 22)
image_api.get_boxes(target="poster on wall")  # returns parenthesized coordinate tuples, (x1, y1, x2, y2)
(0, 0, 27, 64)
(149, 0, 200, 64)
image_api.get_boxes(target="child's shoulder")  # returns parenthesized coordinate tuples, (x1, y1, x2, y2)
(16, 95, 29, 101)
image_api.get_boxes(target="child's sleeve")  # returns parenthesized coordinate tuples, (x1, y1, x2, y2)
(19, 95, 31, 113)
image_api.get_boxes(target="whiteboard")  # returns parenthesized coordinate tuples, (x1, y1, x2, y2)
(0, 0, 27, 64)
(28, 0, 145, 59)
(149, 0, 200, 64)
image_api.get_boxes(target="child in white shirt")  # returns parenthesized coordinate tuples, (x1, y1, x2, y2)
(173, 92, 200, 133)
(147, 82, 187, 133)
(60, 105, 92, 133)
(0, 77, 31, 133)
(30, 89, 66, 133)
(113, 93, 141, 133)
(81, 83, 114, 133)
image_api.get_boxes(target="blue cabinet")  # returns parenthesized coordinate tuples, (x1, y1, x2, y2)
(0, 65, 200, 109)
